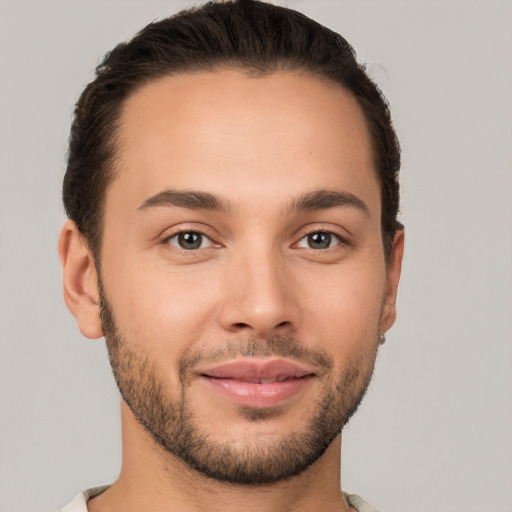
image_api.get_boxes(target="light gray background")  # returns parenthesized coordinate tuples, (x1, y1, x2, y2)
(1, 1, 511, 511)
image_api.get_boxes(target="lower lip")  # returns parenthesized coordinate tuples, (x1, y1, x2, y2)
(200, 375, 313, 408)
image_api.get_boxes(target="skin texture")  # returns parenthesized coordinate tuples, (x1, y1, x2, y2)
(59, 70, 404, 512)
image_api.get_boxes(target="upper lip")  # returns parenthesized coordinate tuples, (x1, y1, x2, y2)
(199, 359, 315, 383)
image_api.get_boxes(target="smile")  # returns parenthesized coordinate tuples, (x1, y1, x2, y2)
(199, 359, 316, 408)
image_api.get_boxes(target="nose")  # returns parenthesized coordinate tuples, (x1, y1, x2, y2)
(218, 246, 300, 338)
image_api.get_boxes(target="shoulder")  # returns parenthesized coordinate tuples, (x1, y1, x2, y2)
(345, 492, 382, 512)
(59, 485, 110, 512)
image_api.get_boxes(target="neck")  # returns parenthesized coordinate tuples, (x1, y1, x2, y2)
(88, 401, 353, 512)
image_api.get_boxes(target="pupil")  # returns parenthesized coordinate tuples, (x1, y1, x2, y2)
(309, 232, 331, 249)
(179, 232, 201, 249)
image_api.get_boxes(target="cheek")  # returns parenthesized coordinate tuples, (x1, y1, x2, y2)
(299, 261, 386, 349)
(103, 259, 220, 356)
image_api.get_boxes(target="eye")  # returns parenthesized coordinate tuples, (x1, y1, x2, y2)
(166, 231, 212, 250)
(297, 231, 341, 250)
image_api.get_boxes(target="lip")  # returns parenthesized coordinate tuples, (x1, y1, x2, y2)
(198, 359, 315, 408)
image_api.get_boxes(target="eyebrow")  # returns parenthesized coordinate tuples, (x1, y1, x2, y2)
(288, 189, 370, 216)
(138, 189, 231, 213)
(138, 188, 369, 217)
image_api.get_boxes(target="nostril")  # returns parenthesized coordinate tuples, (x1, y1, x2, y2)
(232, 321, 291, 330)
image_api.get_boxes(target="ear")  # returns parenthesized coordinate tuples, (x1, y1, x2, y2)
(380, 230, 405, 333)
(58, 220, 104, 339)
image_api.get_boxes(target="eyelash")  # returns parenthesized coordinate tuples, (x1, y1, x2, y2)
(295, 231, 344, 250)
(162, 228, 348, 252)
(164, 230, 217, 251)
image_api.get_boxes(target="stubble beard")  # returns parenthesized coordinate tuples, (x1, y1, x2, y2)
(100, 292, 379, 486)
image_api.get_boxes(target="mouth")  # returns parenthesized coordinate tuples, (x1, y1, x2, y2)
(198, 359, 316, 408)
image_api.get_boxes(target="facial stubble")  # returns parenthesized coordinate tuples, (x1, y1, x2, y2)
(99, 289, 380, 486)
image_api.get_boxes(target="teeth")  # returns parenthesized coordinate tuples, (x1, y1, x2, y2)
(259, 378, 276, 384)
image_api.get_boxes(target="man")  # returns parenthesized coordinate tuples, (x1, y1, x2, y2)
(58, 0, 404, 510)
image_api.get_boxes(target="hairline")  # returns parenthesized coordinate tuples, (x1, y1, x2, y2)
(87, 65, 391, 263)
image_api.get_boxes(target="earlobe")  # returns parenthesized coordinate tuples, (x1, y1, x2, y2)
(380, 229, 405, 333)
(58, 220, 104, 340)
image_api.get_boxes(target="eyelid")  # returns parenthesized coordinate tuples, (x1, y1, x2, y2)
(295, 231, 343, 250)
(293, 225, 351, 247)
(166, 231, 214, 250)
(160, 224, 222, 249)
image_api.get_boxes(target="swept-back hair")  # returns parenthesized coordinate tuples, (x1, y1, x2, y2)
(64, 0, 401, 259)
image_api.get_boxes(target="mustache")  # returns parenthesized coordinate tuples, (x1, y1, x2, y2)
(178, 335, 333, 381)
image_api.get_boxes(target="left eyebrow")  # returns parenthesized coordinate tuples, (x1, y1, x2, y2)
(138, 189, 232, 213)
(287, 189, 370, 216)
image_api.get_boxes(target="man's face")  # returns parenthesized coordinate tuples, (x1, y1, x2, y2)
(95, 70, 401, 484)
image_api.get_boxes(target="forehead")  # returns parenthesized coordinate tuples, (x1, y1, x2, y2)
(110, 69, 378, 213)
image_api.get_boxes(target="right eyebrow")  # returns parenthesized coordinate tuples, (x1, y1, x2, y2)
(138, 189, 232, 213)
(287, 189, 370, 217)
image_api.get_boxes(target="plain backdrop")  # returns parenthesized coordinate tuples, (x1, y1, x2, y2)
(0, 1, 511, 511)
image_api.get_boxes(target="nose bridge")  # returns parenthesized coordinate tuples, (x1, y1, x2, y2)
(219, 238, 297, 337)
